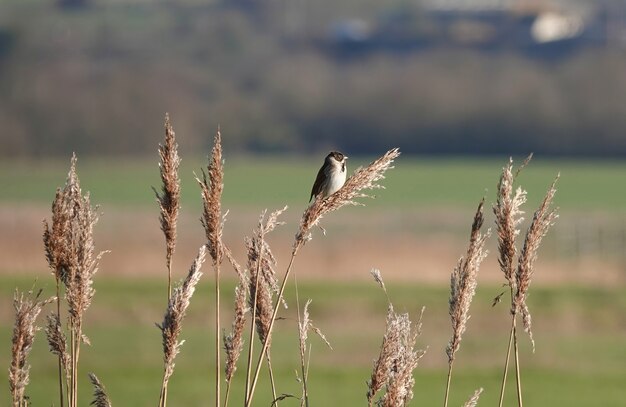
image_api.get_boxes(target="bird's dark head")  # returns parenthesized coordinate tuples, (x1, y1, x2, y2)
(327, 151, 347, 163)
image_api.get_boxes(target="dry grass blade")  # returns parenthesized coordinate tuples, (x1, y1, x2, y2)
(154, 113, 181, 297)
(295, 148, 400, 249)
(10, 289, 54, 407)
(88, 373, 112, 407)
(447, 199, 490, 364)
(463, 388, 484, 407)
(158, 246, 206, 389)
(514, 175, 559, 351)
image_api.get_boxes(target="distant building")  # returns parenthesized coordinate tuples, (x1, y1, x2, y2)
(325, 0, 622, 58)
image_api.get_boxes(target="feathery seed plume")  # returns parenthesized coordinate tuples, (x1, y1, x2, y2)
(10, 289, 54, 406)
(514, 176, 559, 351)
(447, 199, 490, 364)
(154, 113, 181, 284)
(158, 246, 207, 386)
(88, 373, 112, 407)
(197, 128, 224, 265)
(462, 388, 484, 407)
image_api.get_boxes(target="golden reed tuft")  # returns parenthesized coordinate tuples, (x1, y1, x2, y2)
(158, 245, 206, 406)
(10, 289, 54, 407)
(154, 113, 181, 297)
(88, 372, 112, 407)
(447, 199, 490, 364)
(514, 175, 559, 350)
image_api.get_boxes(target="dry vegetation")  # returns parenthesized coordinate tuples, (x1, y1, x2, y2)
(7, 115, 560, 406)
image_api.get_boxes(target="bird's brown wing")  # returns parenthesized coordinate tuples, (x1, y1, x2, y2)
(309, 165, 326, 202)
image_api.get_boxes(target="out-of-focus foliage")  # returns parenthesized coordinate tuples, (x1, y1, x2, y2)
(1, 0, 625, 157)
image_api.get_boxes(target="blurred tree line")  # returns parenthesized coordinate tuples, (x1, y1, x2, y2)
(1, 0, 625, 157)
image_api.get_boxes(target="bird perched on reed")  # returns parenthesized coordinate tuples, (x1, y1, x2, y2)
(309, 151, 348, 202)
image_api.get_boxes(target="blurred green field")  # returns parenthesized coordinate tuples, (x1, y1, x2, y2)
(1, 276, 625, 406)
(1, 155, 625, 212)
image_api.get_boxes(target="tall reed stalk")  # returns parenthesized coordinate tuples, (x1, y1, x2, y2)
(10, 289, 54, 407)
(494, 156, 558, 407)
(88, 373, 112, 407)
(43, 154, 105, 407)
(444, 199, 489, 407)
(366, 270, 425, 407)
(243, 208, 287, 406)
(245, 148, 400, 407)
(223, 248, 247, 407)
(197, 127, 225, 407)
(158, 246, 207, 407)
(154, 113, 181, 300)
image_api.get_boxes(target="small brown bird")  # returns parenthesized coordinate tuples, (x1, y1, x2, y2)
(309, 151, 348, 202)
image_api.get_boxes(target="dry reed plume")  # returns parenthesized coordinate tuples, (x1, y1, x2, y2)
(244, 208, 287, 406)
(10, 289, 54, 407)
(223, 274, 248, 406)
(297, 299, 332, 407)
(44, 313, 70, 400)
(197, 127, 225, 407)
(514, 176, 559, 351)
(462, 388, 483, 407)
(367, 270, 426, 407)
(494, 155, 558, 407)
(43, 154, 106, 407)
(154, 113, 181, 299)
(444, 199, 490, 407)
(88, 373, 112, 407)
(158, 245, 207, 407)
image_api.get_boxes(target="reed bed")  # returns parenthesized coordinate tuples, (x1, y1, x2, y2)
(7, 115, 559, 407)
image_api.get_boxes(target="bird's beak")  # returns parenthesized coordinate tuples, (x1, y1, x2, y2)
(345, 156, 349, 160)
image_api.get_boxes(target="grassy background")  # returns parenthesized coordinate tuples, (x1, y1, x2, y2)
(2, 155, 625, 212)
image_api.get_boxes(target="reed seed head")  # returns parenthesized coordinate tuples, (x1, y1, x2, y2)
(197, 128, 224, 265)
(10, 289, 54, 405)
(158, 245, 207, 384)
(88, 372, 112, 407)
(367, 304, 425, 406)
(462, 388, 484, 407)
(224, 280, 248, 382)
(154, 113, 181, 271)
(493, 157, 527, 286)
(514, 175, 559, 351)
(447, 199, 490, 364)
(43, 154, 106, 330)
(45, 313, 70, 381)
(379, 307, 426, 407)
